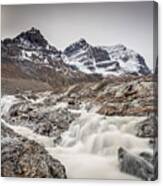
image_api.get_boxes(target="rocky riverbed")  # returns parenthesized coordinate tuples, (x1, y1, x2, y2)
(1, 77, 158, 180)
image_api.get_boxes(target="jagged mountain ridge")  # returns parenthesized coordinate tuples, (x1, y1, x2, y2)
(1, 27, 151, 94)
(1, 28, 101, 94)
(63, 38, 151, 76)
(2, 27, 151, 77)
(2, 27, 71, 71)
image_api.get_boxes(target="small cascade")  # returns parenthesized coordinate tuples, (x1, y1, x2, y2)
(47, 113, 151, 179)
(1, 94, 153, 180)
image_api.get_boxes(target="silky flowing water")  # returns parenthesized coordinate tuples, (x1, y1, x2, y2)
(1, 94, 152, 180)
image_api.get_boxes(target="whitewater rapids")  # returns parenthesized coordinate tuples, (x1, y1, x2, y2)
(1, 94, 152, 180)
(46, 114, 150, 179)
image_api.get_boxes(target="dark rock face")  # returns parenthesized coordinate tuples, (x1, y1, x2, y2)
(63, 39, 112, 74)
(2, 27, 61, 62)
(136, 54, 151, 75)
(64, 38, 89, 57)
(14, 27, 49, 48)
(96, 61, 120, 71)
(91, 47, 110, 62)
(64, 39, 110, 64)
(118, 147, 155, 180)
(1, 122, 67, 178)
(64, 39, 110, 62)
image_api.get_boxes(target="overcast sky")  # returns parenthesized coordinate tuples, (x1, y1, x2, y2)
(1, 2, 155, 69)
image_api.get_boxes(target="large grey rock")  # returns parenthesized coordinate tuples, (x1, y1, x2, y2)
(1, 122, 67, 178)
(118, 147, 155, 180)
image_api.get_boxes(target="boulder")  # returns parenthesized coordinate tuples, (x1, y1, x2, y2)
(118, 147, 155, 180)
(1, 122, 67, 178)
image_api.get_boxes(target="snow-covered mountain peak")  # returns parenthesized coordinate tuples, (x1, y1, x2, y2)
(64, 38, 90, 57)
(2, 28, 151, 78)
(13, 27, 50, 49)
(63, 40, 151, 77)
(2, 27, 63, 68)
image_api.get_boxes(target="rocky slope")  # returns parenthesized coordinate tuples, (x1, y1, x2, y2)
(63, 39, 151, 76)
(63, 75, 156, 116)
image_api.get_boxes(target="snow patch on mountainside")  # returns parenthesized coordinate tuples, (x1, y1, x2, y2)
(63, 39, 151, 77)
(2, 28, 151, 78)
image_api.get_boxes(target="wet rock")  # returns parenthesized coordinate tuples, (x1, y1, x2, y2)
(136, 115, 157, 138)
(33, 122, 55, 137)
(1, 122, 67, 178)
(3, 96, 75, 138)
(139, 152, 153, 164)
(118, 147, 154, 180)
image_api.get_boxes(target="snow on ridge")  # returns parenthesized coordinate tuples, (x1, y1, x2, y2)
(62, 40, 150, 77)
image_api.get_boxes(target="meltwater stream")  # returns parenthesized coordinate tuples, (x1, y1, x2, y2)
(1, 94, 152, 180)
(46, 114, 151, 179)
